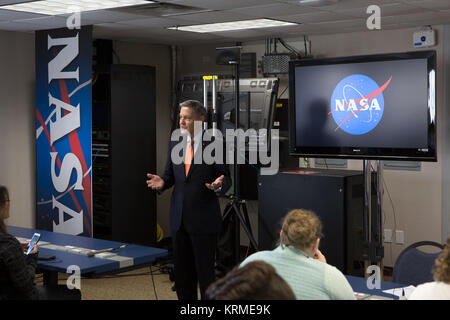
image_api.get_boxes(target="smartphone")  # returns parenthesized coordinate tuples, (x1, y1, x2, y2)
(26, 233, 41, 255)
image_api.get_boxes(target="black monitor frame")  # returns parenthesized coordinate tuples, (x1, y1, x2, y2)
(288, 50, 437, 161)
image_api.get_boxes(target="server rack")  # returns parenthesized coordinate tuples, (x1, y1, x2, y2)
(92, 64, 157, 245)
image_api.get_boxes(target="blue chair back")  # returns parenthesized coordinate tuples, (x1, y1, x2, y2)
(393, 241, 444, 286)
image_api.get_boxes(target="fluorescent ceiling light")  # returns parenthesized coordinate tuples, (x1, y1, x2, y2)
(161, 9, 214, 17)
(0, 0, 154, 15)
(168, 19, 297, 33)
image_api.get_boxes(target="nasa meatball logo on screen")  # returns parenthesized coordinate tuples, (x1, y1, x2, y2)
(329, 74, 392, 135)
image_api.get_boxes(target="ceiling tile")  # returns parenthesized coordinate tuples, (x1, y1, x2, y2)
(336, 3, 428, 18)
(167, 10, 254, 24)
(392, 11, 449, 23)
(158, 0, 275, 11)
(77, 9, 149, 23)
(400, 16, 450, 26)
(0, 8, 45, 22)
(94, 22, 227, 44)
(0, 0, 31, 4)
(274, 10, 354, 23)
(14, 16, 68, 28)
(0, 20, 42, 31)
(115, 16, 184, 28)
(0, 0, 449, 44)
(310, 18, 367, 27)
(93, 23, 138, 32)
(228, 3, 320, 17)
(281, 0, 397, 10)
(126, 31, 228, 45)
(399, 0, 450, 11)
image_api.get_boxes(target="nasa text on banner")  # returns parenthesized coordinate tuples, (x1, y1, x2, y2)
(35, 26, 93, 237)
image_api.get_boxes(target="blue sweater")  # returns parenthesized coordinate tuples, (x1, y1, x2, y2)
(240, 245, 355, 300)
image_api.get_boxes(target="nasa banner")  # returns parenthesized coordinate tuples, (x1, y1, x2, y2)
(35, 26, 93, 237)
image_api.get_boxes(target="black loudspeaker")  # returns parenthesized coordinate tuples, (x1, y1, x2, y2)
(258, 169, 377, 276)
(216, 46, 241, 65)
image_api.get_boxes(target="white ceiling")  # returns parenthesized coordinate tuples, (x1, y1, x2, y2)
(0, 0, 449, 44)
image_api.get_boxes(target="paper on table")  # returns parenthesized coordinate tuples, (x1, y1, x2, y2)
(382, 285, 416, 299)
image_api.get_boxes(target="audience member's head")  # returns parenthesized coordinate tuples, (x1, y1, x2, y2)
(0, 185, 9, 234)
(279, 209, 323, 253)
(434, 236, 450, 284)
(206, 260, 295, 300)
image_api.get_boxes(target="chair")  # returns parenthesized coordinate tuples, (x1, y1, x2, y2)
(393, 241, 444, 286)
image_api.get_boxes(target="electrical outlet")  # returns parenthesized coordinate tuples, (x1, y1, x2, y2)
(396, 230, 405, 244)
(384, 229, 392, 243)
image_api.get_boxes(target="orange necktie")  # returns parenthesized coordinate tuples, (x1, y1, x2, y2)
(185, 139, 195, 176)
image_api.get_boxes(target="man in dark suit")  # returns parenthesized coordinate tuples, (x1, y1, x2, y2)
(146, 100, 231, 300)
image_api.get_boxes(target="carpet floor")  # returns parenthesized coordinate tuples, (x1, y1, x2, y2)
(35, 264, 179, 300)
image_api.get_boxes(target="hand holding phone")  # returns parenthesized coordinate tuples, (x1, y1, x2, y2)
(26, 233, 40, 255)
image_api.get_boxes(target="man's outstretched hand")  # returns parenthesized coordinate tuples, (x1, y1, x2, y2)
(146, 173, 164, 190)
(205, 175, 224, 190)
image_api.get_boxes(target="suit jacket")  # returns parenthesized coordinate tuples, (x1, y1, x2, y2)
(160, 135, 231, 234)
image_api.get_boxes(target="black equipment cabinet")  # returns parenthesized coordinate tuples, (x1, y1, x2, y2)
(258, 169, 376, 276)
(92, 64, 156, 246)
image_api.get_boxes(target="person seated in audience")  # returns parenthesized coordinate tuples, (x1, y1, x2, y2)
(409, 236, 450, 300)
(240, 209, 355, 300)
(0, 185, 81, 300)
(206, 260, 295, 300)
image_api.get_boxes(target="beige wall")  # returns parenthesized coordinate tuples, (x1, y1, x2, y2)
(0, 30, 36, 229)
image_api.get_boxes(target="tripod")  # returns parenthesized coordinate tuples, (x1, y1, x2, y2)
(219, 54, 258, 267)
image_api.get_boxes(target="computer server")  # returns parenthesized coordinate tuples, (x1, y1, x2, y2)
(92, 64, 157, 245)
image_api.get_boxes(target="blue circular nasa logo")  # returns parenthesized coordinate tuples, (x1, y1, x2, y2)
(330, 74, 386, 135)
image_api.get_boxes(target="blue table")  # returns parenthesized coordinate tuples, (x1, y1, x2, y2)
(9, 226, 168, 285)
(346, 275, 406, 300)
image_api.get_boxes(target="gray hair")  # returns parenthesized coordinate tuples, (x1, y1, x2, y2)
(179, 100, 207, 118)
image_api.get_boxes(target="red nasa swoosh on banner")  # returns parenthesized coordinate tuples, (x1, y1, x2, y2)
(329, 76, 392, 131)
(35, 108, 85, 224)
(58, 78, 93, 236)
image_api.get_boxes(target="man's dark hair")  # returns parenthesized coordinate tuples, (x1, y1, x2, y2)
(179, 100, 207, 118)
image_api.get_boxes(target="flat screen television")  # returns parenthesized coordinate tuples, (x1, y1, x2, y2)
(288, 50, 436, 161)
